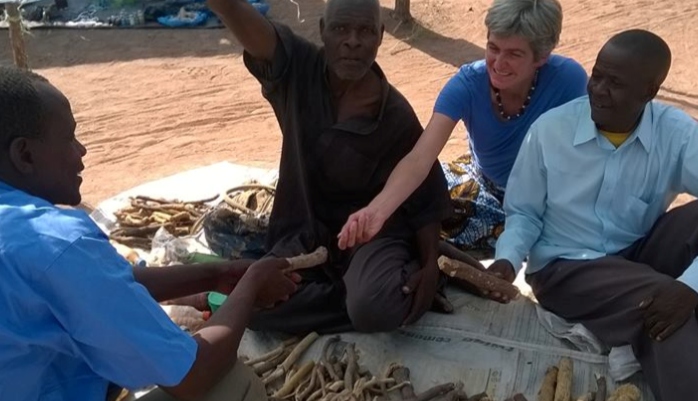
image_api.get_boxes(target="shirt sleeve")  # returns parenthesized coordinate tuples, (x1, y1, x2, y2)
(495, 123, 548, 272)
(433, 68, 471, 123)
(676, 119, 698, 292)
(242, 22, 296, 95)
(36, 235, 198, 390)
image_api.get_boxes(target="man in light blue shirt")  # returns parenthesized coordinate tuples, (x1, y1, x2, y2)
(0, 66, 299, 401)
(490, 31, 698, 401)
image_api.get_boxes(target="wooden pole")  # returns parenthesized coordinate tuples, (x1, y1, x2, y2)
(7, 3, 29, 69)
(394, 0, 413, 23)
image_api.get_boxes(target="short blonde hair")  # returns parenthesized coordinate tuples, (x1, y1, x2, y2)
(485, 0, 563, 60)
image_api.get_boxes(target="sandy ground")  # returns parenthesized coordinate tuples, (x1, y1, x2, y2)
(1, 0, 697, 207)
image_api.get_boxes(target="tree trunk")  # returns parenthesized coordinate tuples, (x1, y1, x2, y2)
(7, 3, 29, 69)
(394, 0, 412, 23)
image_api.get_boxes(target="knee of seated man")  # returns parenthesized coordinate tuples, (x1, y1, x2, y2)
(345, 287, 407, 333)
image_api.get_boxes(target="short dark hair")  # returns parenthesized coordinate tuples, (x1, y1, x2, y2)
(608, 29, 672, 86)
(0, 66, 49, 150)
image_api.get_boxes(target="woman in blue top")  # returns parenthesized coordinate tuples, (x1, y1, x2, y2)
(339, 0, 588, 251)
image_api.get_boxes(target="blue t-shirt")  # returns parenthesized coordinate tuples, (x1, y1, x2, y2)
(0, 182, 197, 401)
(434, 54, 588, 187)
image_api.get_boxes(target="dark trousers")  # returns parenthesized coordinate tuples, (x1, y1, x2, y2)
(249, 237, 422, 334)
(528, 201, 698, 401)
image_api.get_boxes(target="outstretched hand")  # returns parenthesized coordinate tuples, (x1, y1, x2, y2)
(337, 206, 387, 250)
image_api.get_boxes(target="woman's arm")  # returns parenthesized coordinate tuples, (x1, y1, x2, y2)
(338, 113, 457, 249)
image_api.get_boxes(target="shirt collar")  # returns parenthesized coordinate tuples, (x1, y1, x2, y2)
(574, 98, 654, 152)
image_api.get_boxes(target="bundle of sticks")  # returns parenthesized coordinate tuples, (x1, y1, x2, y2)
(109, 195, 215, 249)
(246, 333, 474, 401)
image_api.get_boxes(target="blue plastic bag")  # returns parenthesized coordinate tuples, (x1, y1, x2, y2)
(247, 0, 269, 15)
(157, 10, 208, 27)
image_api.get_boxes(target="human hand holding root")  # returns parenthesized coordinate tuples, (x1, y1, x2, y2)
(240, 258, 300, 308)
(640, 279, 698, 342)
(245, 247, 329, 308)
(482, 259, 517, 303)
(437, 257, 519, 304)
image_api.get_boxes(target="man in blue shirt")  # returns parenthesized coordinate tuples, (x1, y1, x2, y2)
(0, 66, 299, 401)
(490, 31, 698, 401)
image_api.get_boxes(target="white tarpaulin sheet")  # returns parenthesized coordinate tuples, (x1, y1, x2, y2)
(93, 162, 655, 400)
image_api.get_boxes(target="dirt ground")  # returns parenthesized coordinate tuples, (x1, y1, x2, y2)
(1, 0, 697, 207)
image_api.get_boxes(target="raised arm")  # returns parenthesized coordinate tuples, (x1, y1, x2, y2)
(206, 0, 277, 61)
(338, 112, 457, 249)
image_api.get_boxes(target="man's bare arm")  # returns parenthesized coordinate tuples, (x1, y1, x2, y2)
(207, 0, 277, 61)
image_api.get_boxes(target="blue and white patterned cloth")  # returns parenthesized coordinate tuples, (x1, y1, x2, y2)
(440, 153, 506, 250)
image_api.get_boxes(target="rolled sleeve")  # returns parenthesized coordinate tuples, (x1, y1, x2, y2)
(37, 236, 197, 390)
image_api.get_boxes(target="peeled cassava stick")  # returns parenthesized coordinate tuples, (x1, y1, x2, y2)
(264, 332, 320, 385)
(284, 247, 329, 273)
(281, 332, 320, 372)
(327, 381, 345, 392)
(537, 366, 559, 401)
(606, 384, 640, 401)
(254, 348, 291, 376)
(553, 358, 573, 401)
(308, 388, 325, 401)
(274, 360, 315, 398)
(294, 374, 313, 401)
(352, 376, 368, 398)
(298, 366, 320, 401)
(245, 347, 283, 367)
(437, 256, 519, 300)
(246, 337, 299, 366)
(317, 364, 329, 397)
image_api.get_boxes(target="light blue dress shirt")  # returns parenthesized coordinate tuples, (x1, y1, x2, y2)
(496, 96, 698, 292)
(0, 182, 198, 401)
